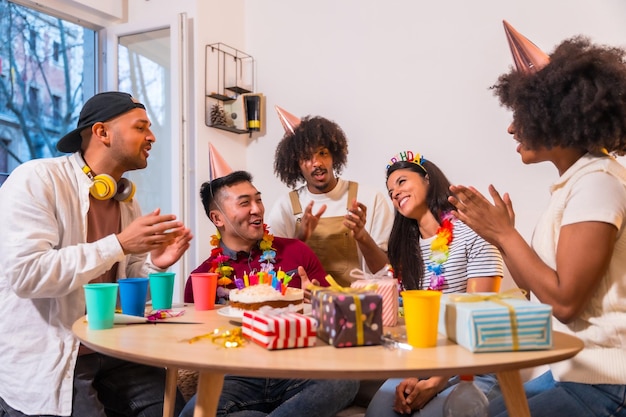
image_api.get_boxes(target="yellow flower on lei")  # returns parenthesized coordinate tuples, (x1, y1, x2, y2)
(210, 232, 221, 247)
(431, 235, 450, 253)
(259, 229, 274, 251)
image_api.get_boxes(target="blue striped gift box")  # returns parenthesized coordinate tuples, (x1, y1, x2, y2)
(438, 293, 552, 352)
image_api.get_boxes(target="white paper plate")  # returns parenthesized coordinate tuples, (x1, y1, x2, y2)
(217, 306, 244, 320)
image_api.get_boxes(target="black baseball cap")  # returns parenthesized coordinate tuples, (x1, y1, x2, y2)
(56, 92, 146, 153)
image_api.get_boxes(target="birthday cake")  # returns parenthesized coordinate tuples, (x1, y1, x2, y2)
(229, 283, 304, 312)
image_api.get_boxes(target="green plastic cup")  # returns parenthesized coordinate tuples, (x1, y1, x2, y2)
(84, 283, 119, 330)
(149, 272, 175, 310)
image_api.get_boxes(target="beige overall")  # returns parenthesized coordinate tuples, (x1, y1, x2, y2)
(289, 182, 360, 287)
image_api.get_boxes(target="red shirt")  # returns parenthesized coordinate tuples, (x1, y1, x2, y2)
(184, 236, 329, 303)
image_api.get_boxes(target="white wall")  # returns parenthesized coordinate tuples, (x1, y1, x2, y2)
(33, 0, 626, 292)
(241, 0, 626, 289)
(120, 0, 250, 297)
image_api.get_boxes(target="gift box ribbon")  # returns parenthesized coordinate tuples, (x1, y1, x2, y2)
(311, 274, 378, 293)
(310, 275, 378, 346)
(349, 265, 393, 281)
(448, 288, 528, 351)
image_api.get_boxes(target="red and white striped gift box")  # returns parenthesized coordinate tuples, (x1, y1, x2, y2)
(242, 310, 317, 350)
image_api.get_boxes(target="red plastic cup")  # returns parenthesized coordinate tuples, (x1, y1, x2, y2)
(191, 272, 218, 310)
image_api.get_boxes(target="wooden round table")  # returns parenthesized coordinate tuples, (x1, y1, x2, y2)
(72, 306, 583, 417)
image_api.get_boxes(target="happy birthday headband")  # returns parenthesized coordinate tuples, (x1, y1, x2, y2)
(386, 151, 427, 172)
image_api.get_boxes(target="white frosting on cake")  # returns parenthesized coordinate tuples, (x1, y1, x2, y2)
(229, 284, 303, 304)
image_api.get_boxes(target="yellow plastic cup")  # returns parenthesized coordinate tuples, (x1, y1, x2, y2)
(401, 290, 442, 348)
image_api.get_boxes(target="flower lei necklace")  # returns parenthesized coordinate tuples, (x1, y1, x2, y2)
(427, 213, 454, 291)
(209, 224, 276, 287)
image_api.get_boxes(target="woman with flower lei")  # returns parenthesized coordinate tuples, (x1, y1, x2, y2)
(365, 152, 504, 417)
(384, 152, 503, 293)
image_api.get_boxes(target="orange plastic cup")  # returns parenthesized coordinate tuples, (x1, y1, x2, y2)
(401, 290, 442, 348)
(191, 272, 218, 310)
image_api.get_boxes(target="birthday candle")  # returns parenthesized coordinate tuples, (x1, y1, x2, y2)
(243, 272, 249, 287)
(283, 273, 294, 286)
(234, 277, 244, 289)
(258, 271, 265, 285)
(249, 273, 258, 286)
(277, 269, 286, 281)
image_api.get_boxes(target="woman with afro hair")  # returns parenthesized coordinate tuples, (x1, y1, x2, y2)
(450, 22, 626, 417)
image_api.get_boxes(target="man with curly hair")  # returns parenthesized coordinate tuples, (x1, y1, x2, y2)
(449, 21, 626, 417)
(268, 113, 393, 287)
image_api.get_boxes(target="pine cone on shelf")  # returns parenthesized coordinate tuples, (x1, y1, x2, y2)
(210, 103, 228, 127)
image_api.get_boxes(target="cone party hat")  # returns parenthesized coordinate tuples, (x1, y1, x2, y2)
(275, 105, 301, 135)
(503, 20, 550, 74)
(209, 142, 233, 181)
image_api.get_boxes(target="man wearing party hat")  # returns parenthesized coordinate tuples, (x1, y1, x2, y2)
(269, 106, 393, 287)
(449, 21, 626, 417)
(183, 143, 330, 303)
(180, 144, 359, 417)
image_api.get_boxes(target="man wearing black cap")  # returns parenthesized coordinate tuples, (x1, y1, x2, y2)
(0, 91, 192, 416)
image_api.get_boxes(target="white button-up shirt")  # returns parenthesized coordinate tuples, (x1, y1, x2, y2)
(0, 152, 161, 415)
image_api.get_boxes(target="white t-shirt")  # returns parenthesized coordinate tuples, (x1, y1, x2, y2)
(267, 178, 393, 273)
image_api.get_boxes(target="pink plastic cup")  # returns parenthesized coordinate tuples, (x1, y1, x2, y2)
(191, 272, 218, 310)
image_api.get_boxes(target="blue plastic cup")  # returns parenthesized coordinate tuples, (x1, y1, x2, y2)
(84, 283, 119, 330)
(118, 278, 149, 317)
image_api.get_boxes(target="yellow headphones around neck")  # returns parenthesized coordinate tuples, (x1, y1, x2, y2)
(81, 165, 136, 203)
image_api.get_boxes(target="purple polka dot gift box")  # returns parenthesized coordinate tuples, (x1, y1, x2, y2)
(311, 281, 383, 348)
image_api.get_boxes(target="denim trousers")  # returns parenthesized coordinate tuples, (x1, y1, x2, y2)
(0, 353, 185, 417)
(365, 374, 500, 417)
(489, 370, 626, 417)
(179, 376, 360, 417)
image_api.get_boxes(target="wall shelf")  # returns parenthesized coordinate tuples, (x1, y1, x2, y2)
(205, 43, 257, 133)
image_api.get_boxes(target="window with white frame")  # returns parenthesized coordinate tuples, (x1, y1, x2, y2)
(0, 0, 96, 185)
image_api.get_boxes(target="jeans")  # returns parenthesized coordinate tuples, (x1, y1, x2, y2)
(179, 376, 360, 417)
(0, 353, 185, 417)
(489, 370, 626, 417)
(365, 374, 500, 417)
